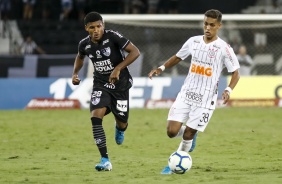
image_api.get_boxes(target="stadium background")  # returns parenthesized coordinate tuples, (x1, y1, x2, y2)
(0, 0, 282, 109)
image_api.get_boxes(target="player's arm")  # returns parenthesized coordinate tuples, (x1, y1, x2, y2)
(222, 69, 240, 104)
(148, 55, 182, 79)
(72, 53, 85, 85)
(109, 42, 140, 84)
(35, 46, 46, 54)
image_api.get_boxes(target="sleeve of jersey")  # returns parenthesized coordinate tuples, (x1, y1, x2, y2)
(78, 40, 86, 56)
(112, 31, 130, 49)
(175, 38, 192, 60)
(223, 45, 240, 72)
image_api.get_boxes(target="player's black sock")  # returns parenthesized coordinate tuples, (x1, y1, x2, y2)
(116, 123, 128, 132)
(91, 117, 108, 158)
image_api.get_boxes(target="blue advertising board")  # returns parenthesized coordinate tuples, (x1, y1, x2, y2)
(0, 77, 227, 109)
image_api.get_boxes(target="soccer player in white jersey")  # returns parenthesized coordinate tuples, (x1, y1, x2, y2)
(148, 9, 240, 174)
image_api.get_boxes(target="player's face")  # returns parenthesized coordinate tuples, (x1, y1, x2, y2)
(203, 16, 221, 42)
(85, 20, 104, 43)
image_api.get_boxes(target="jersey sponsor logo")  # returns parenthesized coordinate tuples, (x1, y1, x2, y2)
(225, 47, 234, 65)
(109, 30, 123, 38)
(85, 45, 91, 49)
(102, 39, 109, 45)
(94, 59, 114, 73)
(190, 63, 212, 77)
(117, 100, 127, 112)
(194, 39, 200, 43)
(185, 90, 203, 103)
(208, 48, 218, 58)
(213, 44, 220, 49)
(104, 83, 115, 89)
(101, 47, 111, 57)
(96, 50, 102, 58)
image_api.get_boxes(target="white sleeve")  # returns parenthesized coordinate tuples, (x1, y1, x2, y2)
(223, 45, 240, 72)
(176, 38, 193, 60)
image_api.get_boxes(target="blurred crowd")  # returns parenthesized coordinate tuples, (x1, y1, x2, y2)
(0, 0, 261, 22)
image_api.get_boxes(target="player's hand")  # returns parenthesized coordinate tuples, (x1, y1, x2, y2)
(72, 74, 81, 85)
(221, 90, 230, 104)
(148, 68, 162, 79)
(109, 69, 120, 84)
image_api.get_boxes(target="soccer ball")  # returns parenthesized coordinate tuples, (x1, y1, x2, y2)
(168, 151, 192, 174)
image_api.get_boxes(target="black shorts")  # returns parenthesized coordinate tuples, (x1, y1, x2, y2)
(90, 88, 129, 122)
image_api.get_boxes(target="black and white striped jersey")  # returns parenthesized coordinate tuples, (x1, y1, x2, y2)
(176, 35, 240, 109)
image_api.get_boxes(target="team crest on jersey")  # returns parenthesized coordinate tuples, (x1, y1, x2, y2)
(96, 50, 102, 58)
(101, 47, 111, 57)
(208, 48, 218, 58)
(89, 54, 94, 58)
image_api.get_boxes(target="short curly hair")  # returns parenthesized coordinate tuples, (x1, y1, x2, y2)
(84, 12, 103, 25)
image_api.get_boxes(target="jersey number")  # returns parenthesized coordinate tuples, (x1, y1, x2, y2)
(200, 113, 209, 123)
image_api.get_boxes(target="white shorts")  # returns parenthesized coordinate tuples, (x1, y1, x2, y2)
(168, 96, 214, 132)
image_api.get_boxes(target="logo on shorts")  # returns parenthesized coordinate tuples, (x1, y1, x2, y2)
(91, 91, 102, 105)
(117, 100, 127, 112)
(118, 112, 125, 116)
(104, 83, 115, 89)
(91, 97, 100, 105)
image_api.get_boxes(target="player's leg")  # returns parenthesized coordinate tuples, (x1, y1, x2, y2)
(90, 89, 112, 171)
(177, 126, 197, 152)
(112, 90, 129, 145)
(180, 107, 214, 153)
(161, 98, 191, 174)
(189, 131, 198, 152)
(114, 118, 128, 145)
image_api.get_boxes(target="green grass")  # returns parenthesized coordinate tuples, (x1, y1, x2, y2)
(0, 107, 282, 184)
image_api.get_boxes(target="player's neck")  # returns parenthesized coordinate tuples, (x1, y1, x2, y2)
(203, 35, 218, 44)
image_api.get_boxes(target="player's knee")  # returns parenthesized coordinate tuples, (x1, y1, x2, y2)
(166, 128, 178, 138)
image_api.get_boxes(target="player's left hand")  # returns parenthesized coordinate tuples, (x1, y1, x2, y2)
(109, 69, 120, 84)
(221, 91, 230, 104)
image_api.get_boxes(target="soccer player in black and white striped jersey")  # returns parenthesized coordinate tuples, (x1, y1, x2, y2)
(148, 9, 240, 174)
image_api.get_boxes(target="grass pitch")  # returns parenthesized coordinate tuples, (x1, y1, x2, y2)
(0, 107, 281, 184)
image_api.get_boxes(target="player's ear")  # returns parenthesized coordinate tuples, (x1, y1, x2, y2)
(84, 25, 88, 31)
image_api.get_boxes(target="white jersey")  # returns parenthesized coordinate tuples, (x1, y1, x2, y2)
(176, 35, 240, 109)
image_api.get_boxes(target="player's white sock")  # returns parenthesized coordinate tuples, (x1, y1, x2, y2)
(175, 125, 186, 138)
(177, 139, 193, 152)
